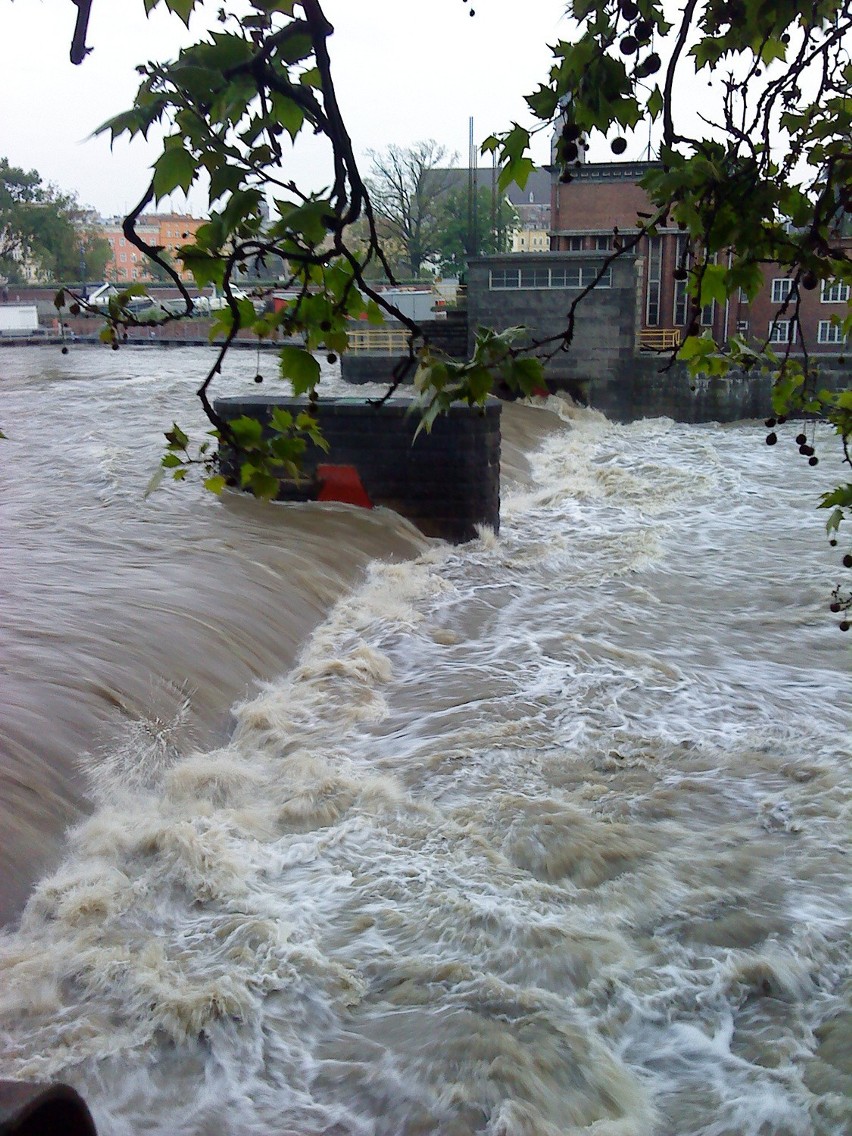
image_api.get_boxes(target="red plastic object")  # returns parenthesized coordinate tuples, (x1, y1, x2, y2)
(316, 464, 373, 508)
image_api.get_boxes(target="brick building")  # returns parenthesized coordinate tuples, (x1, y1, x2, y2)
(550, 159, 851, 356)
(99, 213, 206, 283)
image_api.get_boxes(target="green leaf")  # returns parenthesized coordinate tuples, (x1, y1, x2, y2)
(152, 145, 196, 199)
(271, 93, 305, 140)
(821, 485, 852, 510)
(209, 163, 245, 203)
(243, 467, 280, 500)
(498, 156, 535, 193)
(278, 33, 312, 63)
(165, 0, 196, 25)
(647, 85, 664, 121)
(203, 474, 227, 495)
(366, 300, 385, 326)
(690, 37, 725, 71)
(270, 407, 294, 433)
(165, 423, 189, 449)
(698, 263, 729, 307)
(525, 85, 559, 120)
(229, 415, 265, 448)
(278, 346, 321, 395)
(180, 249, 226, 290)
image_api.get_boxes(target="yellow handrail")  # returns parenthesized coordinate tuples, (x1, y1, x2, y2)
(347, 325, 412, 354)
(640, 328, 681, 351)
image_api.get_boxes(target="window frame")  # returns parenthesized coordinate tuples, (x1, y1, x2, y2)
(768, 319, 797, 344)
(820, 280, 850, 304)
(817, 319, 845, 345)
(488, 265, 612, 291)
(771, 277, 793, 304)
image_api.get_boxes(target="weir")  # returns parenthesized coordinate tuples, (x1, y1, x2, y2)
(214, 395, 502, 543)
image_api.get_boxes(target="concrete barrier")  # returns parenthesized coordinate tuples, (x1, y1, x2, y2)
(214, 395, 502, 542)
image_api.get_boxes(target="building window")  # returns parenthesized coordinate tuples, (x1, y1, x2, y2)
(489, 265, 611, 291)
(567, 236, 583, 251)
(674, 278, 688, 326)
(645, 236, 661, 326)
(818, 320, 846, 344)
(550, 266, 583, 288)
(520, 266, 551, 288)
(736, 320, 749, 334)
(771, 278, 793, 303)
(768, 319, 796, 343)
(119, 253, 127, 262)
(119, 238, 126, 247)
(821, 280, 850, 303)
(490, 268, 520, 289)
(593, 235, 611, 251)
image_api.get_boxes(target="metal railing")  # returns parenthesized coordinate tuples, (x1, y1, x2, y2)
(346, 325, 412, 354)
(639, 327, 681, 351)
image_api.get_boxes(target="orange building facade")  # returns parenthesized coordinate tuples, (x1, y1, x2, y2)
(98, 213, 206, 283)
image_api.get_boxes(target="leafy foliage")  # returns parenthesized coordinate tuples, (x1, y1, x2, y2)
(0, 158, 107, 283)
(51, 0, 851, 619)
(485, 0, 852, 619)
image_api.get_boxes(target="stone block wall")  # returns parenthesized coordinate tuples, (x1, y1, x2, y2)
(465, 252, 640, 385)
(214, 395, 502, 542)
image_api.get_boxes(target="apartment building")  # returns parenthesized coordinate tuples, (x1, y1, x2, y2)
(99, 213, 206, 283)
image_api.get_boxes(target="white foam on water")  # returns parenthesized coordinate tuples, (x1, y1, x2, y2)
(1, 356, 851, 1134)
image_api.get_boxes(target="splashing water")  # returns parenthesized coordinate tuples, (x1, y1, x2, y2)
(1, 348, 850, 1135)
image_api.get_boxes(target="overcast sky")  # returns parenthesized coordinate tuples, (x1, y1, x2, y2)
(1, 0, 577, 218)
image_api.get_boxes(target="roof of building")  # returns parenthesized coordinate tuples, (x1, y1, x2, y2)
(426, 167, 552, 206)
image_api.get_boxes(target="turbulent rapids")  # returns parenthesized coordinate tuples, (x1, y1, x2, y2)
(1, 347, 850, 1136)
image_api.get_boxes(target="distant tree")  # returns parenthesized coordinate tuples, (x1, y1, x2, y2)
(433, 186, 517, 277)
(366, 141, 458, 279)
(75, 229, 112, 283)
(0, 158, 98, 283)
(344, 214, 410, 280)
